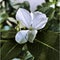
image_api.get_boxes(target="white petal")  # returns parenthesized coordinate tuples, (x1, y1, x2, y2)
(12, 58, 21, 60)
(10, 0, 45, 11)
(32, 11, 48, 30)
(16, 8, 31, 28)
(15, 30, 29, 44)
(28, 30, 37, 43)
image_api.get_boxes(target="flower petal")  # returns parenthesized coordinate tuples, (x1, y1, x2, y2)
(12, 58, 20, 60)
(28, 30, 37, 43)
(32, 11, 48, 30)
(15, 30, 29, 44)
(16, 8, 31, 28)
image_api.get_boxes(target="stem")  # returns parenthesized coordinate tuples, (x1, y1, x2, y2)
(0, 40, 9, 43)
(35, 39, 58, 52)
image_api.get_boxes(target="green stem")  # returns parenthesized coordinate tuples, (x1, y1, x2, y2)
(35, 39, 58, 52)
(0, 40, 9, 43)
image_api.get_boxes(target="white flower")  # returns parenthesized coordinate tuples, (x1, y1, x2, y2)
(10, 0, 45, 12)
(15, 8, 48, 44)
(57, 0, 60, 7)
(0, 0, 2, 2)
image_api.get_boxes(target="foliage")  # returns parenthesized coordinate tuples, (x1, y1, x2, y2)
(0, 0, 59, 60)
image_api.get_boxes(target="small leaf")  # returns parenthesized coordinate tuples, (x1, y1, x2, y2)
(0, 13, 8, 24)
(8, 17, 17, 24)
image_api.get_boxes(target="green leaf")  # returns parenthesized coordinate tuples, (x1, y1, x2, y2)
(1, 41, 16, 58)
(27, 41, 42, 60)
(46, 8, 55, 20)
(0, 40, 8, 43)
(35, 39, 58, 52)
(1, 29, 17, 39)
(38, 30, 58, 46)
(23, 1, 30, 11)
(27, 30, 58, 60)
(13, 1, 30, 11)
(49, 19, 59, 32)
(1, 41, 23, 60)
(36, 2, 52, 13)
(37, 6, 50, 13)
(0, 13, 8, 24)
